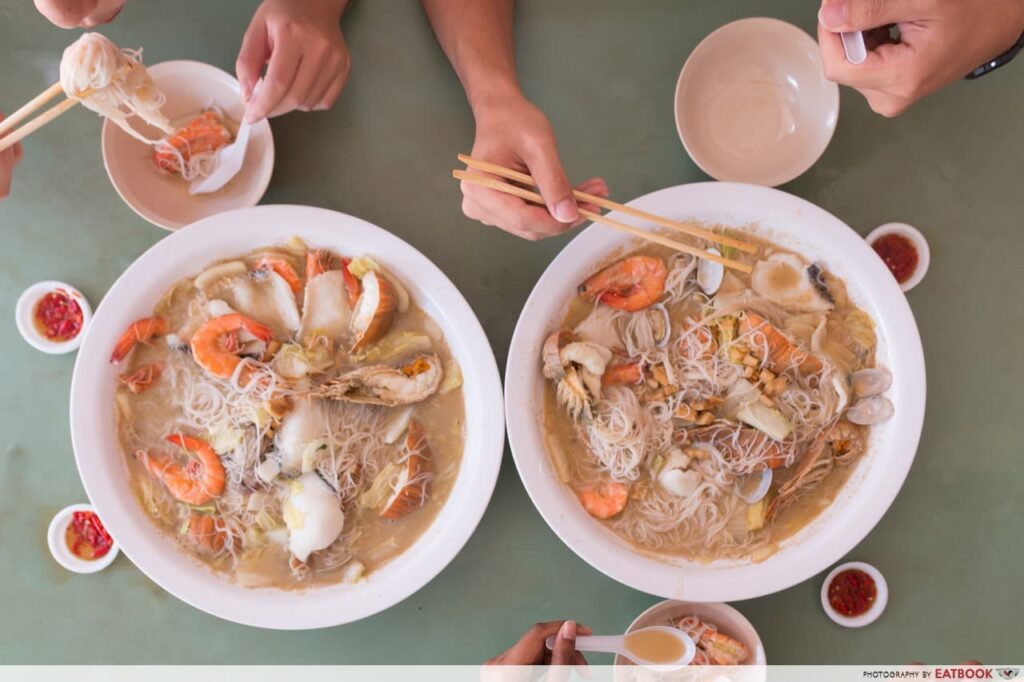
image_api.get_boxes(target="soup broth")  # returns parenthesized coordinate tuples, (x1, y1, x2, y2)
(541, 233, 892, 562)
(114, 241, 465, 588)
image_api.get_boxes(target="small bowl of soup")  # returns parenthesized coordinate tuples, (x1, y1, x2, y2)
(615, 600, 766, 670)
(101, 60, 274, 231)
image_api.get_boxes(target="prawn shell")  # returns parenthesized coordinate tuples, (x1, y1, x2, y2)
(351, 271, 398, 351)
(380, 421, 432, 520)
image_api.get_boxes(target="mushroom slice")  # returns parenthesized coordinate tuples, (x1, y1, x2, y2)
(381, 420, 432, 520)
(350, 271, 398, 351)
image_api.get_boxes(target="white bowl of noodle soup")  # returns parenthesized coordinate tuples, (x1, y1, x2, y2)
(70, 205, 503, 628)
(505, 182, 925, 601)
(101, 60, 274, 231)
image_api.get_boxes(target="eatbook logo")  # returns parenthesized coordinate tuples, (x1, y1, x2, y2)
(997, 669, 1020, 680)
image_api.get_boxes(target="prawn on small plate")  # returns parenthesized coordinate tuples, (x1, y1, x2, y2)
(112, 239, 466, 588)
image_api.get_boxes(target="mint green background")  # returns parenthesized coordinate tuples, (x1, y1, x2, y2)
(1, 0, 1020, 665)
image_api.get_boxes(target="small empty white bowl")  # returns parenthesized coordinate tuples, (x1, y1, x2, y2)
(47, 503, 119, 574)
(820, 561, 888, 628)
(675, 18, 839, 187)
(15, 280, 92, 354)
(866, 222, 930, 292)
(101, 60, 274, 231)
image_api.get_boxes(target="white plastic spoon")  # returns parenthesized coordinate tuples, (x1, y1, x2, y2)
(189, 118, 252, 195)
(841, 31, 867, 64)
(545, 626, 696, 669)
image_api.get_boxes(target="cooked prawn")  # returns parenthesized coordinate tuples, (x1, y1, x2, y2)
(740, 311, 823, 375)
(139, 434, 226, 505)
(578, 256, 668, 311)
(340, 257, 362, 307)
(118, 363, 162, 394)
(700, 631, 751, 666)
(255, 256, 301, 294)
(602, 360, 643, 386)
(305, 249, 338, 279)
(189, 313, 273, 379)
(577, 482, 629, 519)
(184, 514, 229, 555)
(110, 317, 168, 363)
(152, 111, 232, 176)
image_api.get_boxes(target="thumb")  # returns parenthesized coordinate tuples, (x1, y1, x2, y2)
(520, 137, 577, 224)
(819, 0, 924, 32)
(550, 620, 578, 666)
(236, 20, 269, 101)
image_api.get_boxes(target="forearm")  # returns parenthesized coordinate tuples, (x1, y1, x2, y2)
(421, 0, 522, 113)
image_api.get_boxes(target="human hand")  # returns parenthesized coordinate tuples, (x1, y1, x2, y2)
(817, 0, 1024, 116)
(236, 0, 351, 122)
(33, 0, 127, 28)
(0, 113, 25, 200)
(462, 93, 608, 241)
(486, 620, 591, 666)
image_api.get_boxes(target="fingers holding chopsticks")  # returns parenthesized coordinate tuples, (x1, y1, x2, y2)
(0, 113, 26, 200)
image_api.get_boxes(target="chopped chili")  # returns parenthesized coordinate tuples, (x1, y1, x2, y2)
(65, 510, 113, 561)
(871, 233, 919, 284)
(33, 289, 84, 341)
(828, 568, 877, 617)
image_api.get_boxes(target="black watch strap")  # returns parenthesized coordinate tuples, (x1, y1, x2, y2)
(966, 29, 1024, 79)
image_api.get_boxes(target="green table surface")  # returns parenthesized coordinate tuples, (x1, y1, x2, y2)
(1, 0, 1021, 666)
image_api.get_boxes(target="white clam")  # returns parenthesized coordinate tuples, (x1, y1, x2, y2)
(736, 468, 773, 504)
(846, 396, 894, 425)
(751, 253, 834, 313)
(283, 473, 345, 563)
(852, 367, 892, 397)
(697, 248, 725, 295)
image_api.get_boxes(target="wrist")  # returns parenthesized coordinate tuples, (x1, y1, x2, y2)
(466, 76, 524, 120)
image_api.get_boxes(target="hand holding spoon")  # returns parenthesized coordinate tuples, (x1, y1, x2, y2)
(546, 626, 696, 669)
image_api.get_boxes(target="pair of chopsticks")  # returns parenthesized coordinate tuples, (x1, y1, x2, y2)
(452, 154, 756, 273)
(0, 82, 79, 153)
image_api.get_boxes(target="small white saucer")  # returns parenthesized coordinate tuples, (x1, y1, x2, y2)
(865, 222, 930, 292)
(15, 281, 92, 354)
(101, 60, 275, 231)
(674, 18, 839, 187)
(47, 503, 119, 574)
(820, 561, 888, 628)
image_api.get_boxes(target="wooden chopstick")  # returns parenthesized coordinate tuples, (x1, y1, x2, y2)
(457, 153, 757, 254)
(453, 169, 753, 274)
(0, 83, 66, 138)
(0, 97, 79, 153)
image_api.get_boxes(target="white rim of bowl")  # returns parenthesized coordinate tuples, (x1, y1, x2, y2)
(820, 561, 888, 628)
(14, 281, 92, 354)
(47, 503, 119, 574)
(673, 17, 840, 187)
(865, 223, 930, 292)
(100, 60, 275, 232)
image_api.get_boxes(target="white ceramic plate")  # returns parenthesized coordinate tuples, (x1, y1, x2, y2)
(615, 600, 766, 668)
(101, 61, 274, 231)
(506, 182, 925, 602)
(675, 18, 839, 187)
(70, 205, 504, 629)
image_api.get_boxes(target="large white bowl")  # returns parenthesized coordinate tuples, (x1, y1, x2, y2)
(70, 205, 504, 629)
(506, 183, 925, 602)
